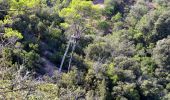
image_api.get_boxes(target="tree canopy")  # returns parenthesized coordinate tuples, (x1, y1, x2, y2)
(0, 0, 170, 99)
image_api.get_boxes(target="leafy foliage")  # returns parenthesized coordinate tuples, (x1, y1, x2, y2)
(0, 0, 170, 99)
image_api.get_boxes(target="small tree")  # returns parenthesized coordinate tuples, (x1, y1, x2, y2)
(153, 37, 170, 68)
(59, 0, 101, 37)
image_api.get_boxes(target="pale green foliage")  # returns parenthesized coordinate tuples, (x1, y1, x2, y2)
(0, 0, 170, 99)
(61, 69, 77, 87)
(85, 41, 111, 61)
(10, 0, 40, 10)
(36, 83, 59, 99)
(107, 63, 119, 83)
(98, 79, 107, 100)
(60, 0, 100, 21)
(1, 16, 13, 25)
(163, 93, 170, 100)
(140, 57, 156, 75)
(112, 82, 140, 100)
(4, 28, 23, 39)
(153, 37, 170, 67)
(111, 12, 122, 22)
(59, 0, 101, 36)
(126, 0, 149, 26)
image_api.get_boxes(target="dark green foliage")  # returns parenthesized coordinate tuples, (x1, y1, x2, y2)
(103, 0, 117, 17)
(152, 11, 170, 42)
(0, 1, 9, 20)
(153, 37, 170, 68)
(0, 0, 170, 99)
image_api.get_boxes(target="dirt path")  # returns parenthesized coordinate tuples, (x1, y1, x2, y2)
(41, 57, 56, 77)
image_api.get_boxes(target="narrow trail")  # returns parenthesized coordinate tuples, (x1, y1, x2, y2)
(40, 41, 57, 76)
(41, 57, 56, 77)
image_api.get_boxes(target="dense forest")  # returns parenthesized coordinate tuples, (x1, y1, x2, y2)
(0, 0, 170, 99)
